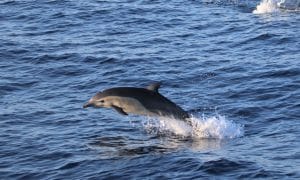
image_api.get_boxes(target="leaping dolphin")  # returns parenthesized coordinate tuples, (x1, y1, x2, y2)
(83, 83, 190, 121)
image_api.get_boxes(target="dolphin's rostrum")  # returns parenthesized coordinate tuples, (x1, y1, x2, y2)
(83, 83, 189, 120)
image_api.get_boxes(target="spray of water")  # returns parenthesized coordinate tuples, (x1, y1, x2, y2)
(253, 0, 300, 14)
(253, 0, 279, 14)
(142, 114, 244, 139)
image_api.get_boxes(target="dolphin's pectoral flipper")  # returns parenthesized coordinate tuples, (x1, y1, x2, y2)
(146, 82, 161, 93)
(112, 105, 128, 115)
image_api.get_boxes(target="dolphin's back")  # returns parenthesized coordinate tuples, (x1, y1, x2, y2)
(101, 87, 189, 120)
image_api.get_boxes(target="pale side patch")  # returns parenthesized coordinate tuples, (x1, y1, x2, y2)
(104, 96, 155, 116)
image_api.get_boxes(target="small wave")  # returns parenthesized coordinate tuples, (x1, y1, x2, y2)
(200, 158, 252, 174)
(143, 114, 244, 139)
(59, 161, 80, 170)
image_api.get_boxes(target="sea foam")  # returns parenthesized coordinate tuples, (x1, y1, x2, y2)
(143, 114, 244, 139)
(253, 0, 279, 14)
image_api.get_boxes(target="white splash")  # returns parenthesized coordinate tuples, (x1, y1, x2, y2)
(253, 0, 279, 14)
(189, 115, 244, 139)
(143, 114, 244, 139)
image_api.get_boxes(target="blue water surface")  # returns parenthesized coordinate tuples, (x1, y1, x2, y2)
(1, 0, 300, 179)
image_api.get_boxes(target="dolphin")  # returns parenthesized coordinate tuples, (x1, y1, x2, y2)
(83, 83, 189, 120)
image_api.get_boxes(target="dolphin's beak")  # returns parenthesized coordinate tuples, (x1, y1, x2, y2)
(83, 102, 93, 108)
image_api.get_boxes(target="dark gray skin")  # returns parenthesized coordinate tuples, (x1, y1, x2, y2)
(83, 83, 190, 120)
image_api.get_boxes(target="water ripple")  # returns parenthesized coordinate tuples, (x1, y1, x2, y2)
(1, 0, 299, 179)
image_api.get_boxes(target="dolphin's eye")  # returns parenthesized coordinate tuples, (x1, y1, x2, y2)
(100, 100, 105, 103)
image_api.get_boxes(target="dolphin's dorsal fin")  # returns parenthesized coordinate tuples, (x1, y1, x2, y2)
(147, 82, 161, 93)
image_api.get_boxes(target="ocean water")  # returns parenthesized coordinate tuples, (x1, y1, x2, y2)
(1, 0, 299, 179)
